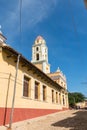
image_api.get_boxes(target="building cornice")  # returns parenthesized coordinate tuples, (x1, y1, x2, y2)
(1, 44, 67, 92)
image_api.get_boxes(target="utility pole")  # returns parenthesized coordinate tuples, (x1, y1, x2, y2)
(7, 54, 20, 130)
(7, 0, 22, 129)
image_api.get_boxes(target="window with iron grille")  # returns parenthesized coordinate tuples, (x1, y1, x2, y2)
(23, 75, 30, 97)
(52, 90, 54, 103)
(59, 93, 61, 104)
(43, 85, 46, 101)
(62, 95, 65, 105)
(56, 92, 58, 103)
(35, 81, 40, 99)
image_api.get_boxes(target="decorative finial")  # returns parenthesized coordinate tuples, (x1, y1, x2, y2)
(58, 67, 59, 70)
(0, 25, 2, 34)
(56, 67, 60, 72)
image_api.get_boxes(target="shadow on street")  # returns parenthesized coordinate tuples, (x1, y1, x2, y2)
(52, 110, 87, 130)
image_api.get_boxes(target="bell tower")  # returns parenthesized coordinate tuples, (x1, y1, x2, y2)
(31, 36, 50, 74)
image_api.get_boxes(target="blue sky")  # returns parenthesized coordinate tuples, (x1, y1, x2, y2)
(0, 0, 87, 97)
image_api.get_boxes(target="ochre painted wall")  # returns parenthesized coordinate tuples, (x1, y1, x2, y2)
(0, 48, 69, 126)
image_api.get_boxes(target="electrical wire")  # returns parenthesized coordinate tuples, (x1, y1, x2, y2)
(20, 0, 22, 45)
(68, 0, 78, 40)
(68, 0, 87, 85)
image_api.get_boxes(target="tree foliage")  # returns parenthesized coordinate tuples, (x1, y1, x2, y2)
(68, 92, 85, 107)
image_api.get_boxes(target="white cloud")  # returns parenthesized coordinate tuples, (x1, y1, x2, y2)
(1, 0, 59, 43)
(3, 0, 59, 30)
(21, 0, 59, 28)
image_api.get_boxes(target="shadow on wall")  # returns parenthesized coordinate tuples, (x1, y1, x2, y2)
(51, 110, 87, 130)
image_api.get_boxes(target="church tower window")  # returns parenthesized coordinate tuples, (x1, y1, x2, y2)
(36, 53, 39, 60)
(36, 47, 39, 51)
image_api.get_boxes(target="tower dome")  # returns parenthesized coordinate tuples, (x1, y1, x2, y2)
(36, 36, 43, 40)
(35, 35, 46, 45)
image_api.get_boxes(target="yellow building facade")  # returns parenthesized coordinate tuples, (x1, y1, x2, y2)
(0, 33, 69, 126)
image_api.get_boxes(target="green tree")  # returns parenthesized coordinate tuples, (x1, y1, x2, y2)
(68, 93, 75, 107)
(68, 92, 85, 107)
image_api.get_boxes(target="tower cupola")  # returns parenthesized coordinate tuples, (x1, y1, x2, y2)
(35, 36, 46, 45)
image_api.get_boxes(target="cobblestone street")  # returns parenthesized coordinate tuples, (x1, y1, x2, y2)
(25, 110, 87, 130)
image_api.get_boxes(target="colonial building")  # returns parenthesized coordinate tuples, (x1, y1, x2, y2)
(0, 31, 68, 127)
